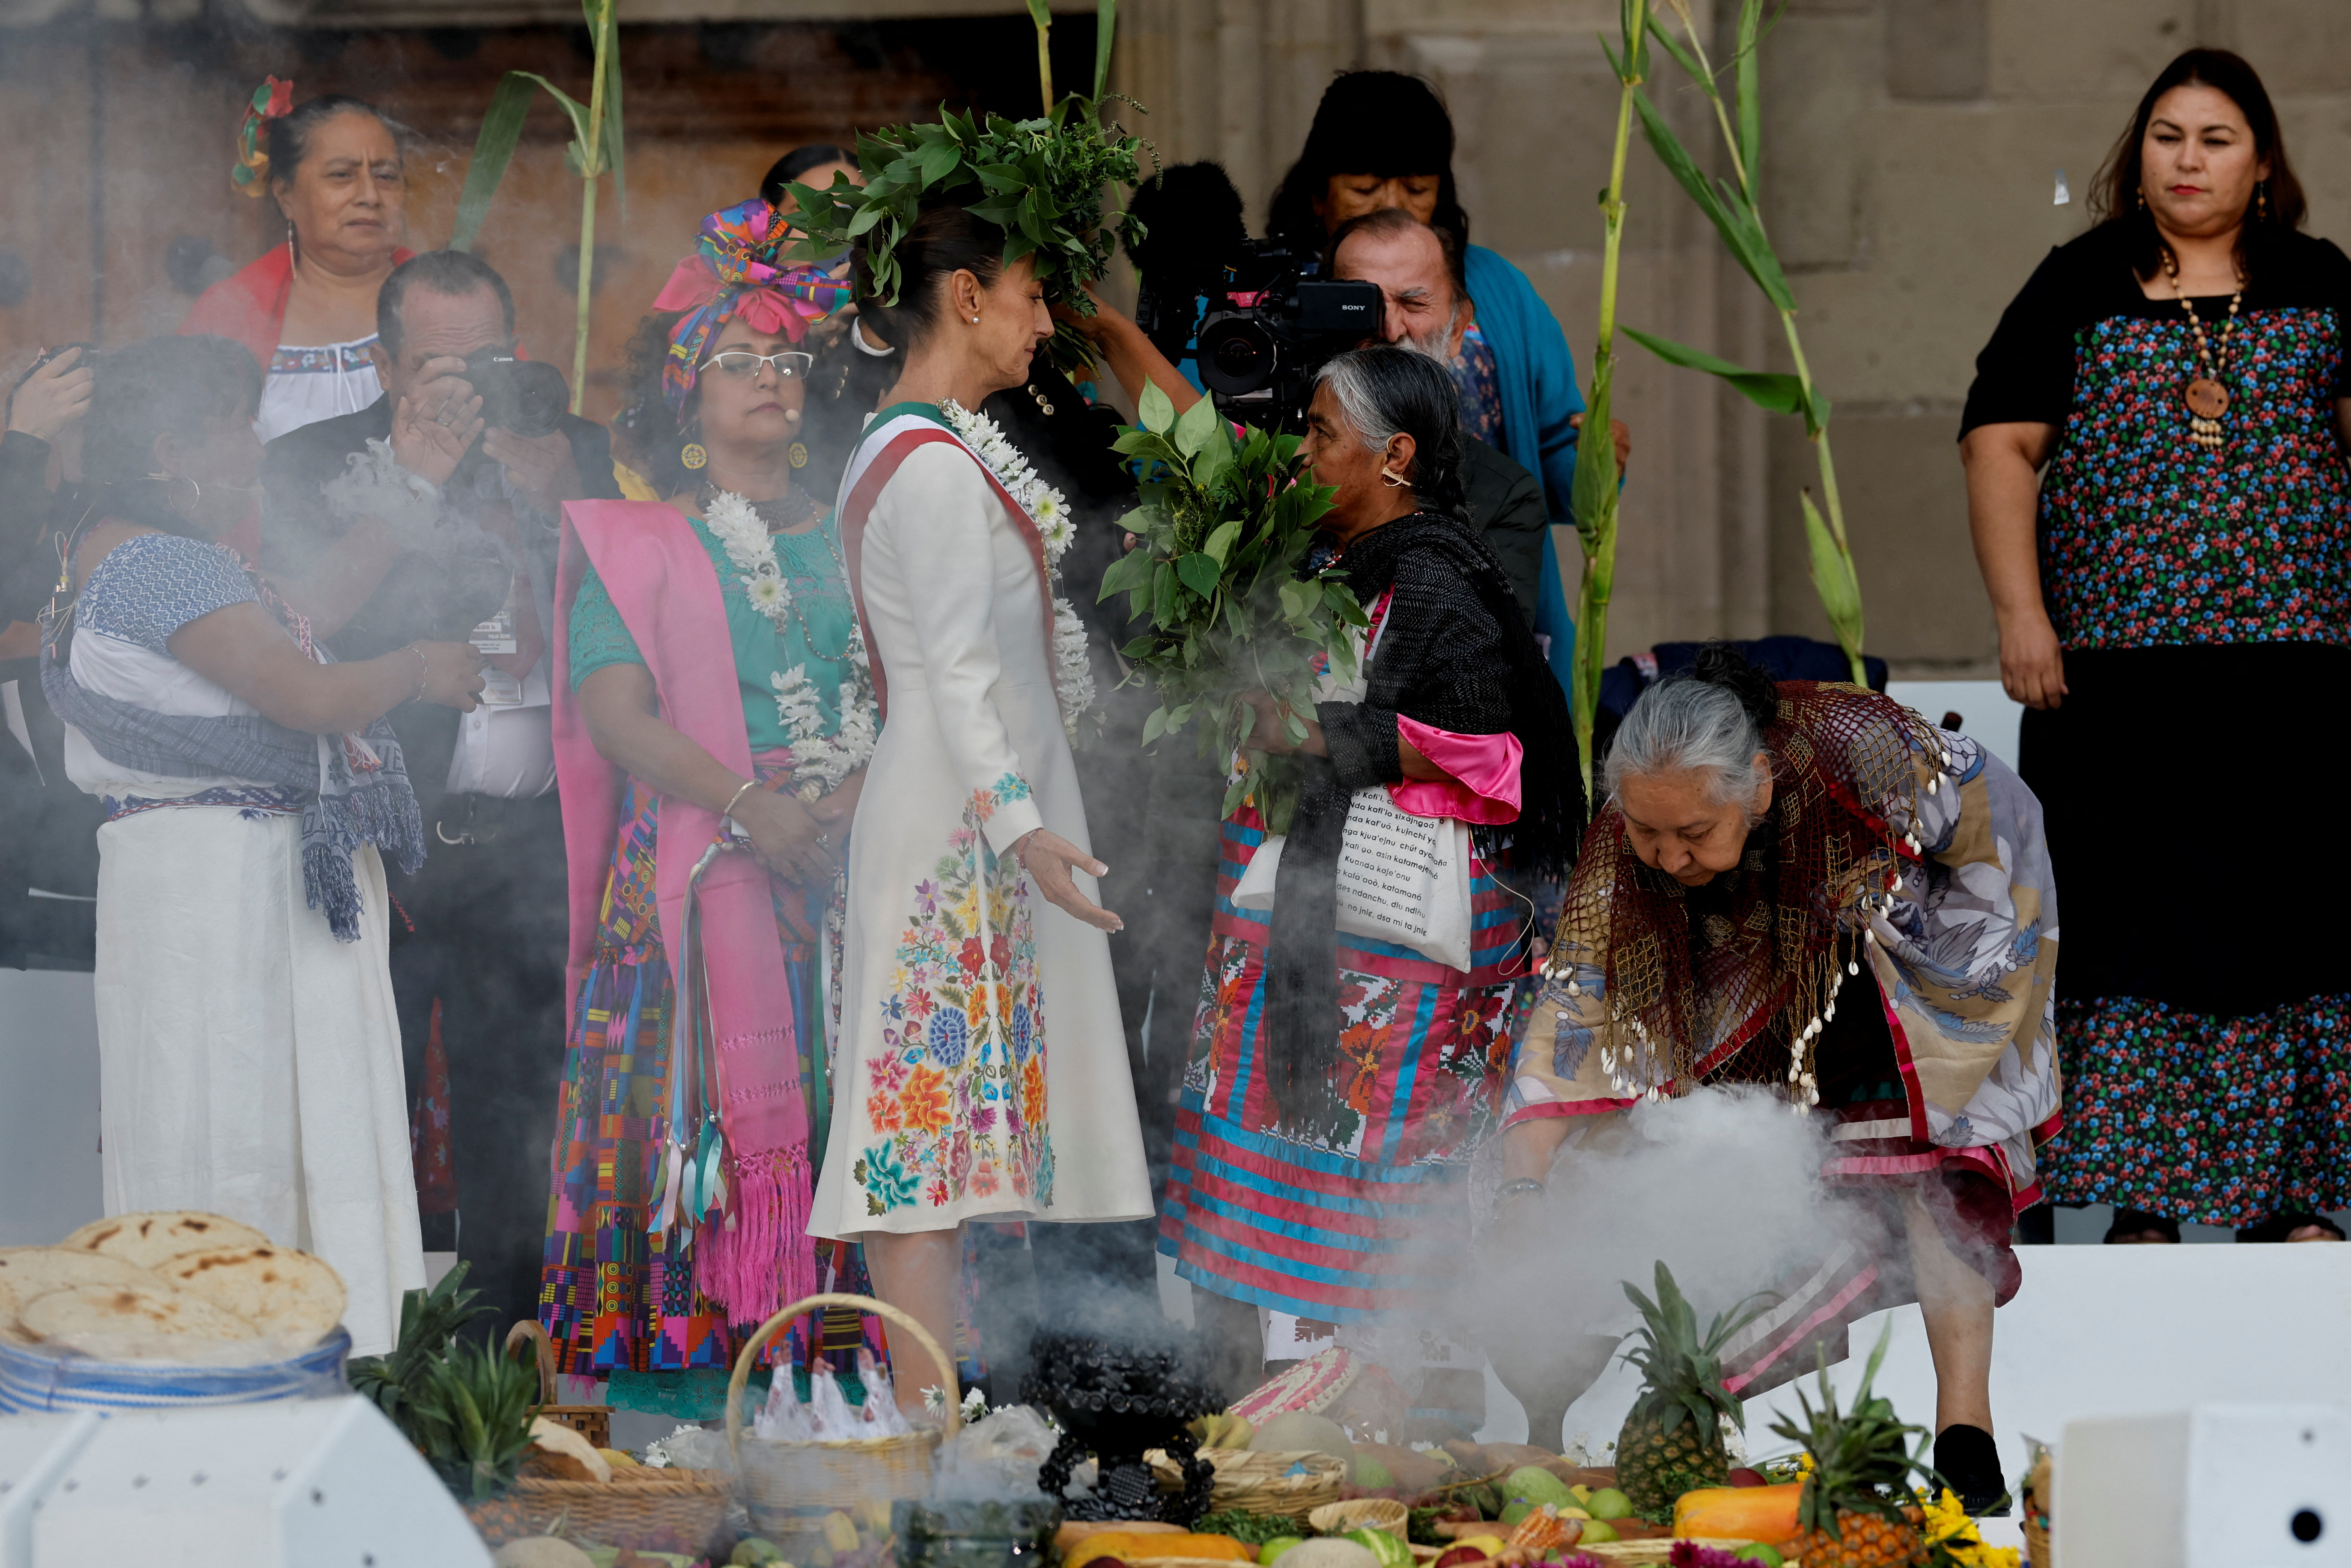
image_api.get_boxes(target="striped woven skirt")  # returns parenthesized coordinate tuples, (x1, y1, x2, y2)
(537, 776, 885, 1389)
(1157, 814, 1534, 1321)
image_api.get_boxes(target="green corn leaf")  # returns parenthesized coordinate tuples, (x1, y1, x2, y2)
(449, 73, 543, 252)
(1801, 488, 1865, 657)
(1643, 13, 1707, 90)
(1633, 91, 1794, 312)
(1569, 375, 1620, 550)
(581, 0, 623, 208)
(1734, 0, 1762, 196)
(1138, 380, 1177, 435)
(1621, 324, 1808, 418)
(1094, 0, 1118, 99)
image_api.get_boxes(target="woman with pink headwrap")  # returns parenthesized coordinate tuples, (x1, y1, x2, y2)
(533, 200, 886, 1409)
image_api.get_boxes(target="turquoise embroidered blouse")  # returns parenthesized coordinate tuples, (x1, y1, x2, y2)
(567, 506, 859, 753)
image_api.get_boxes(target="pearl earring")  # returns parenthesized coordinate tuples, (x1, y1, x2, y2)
(971, 315, 980, 324)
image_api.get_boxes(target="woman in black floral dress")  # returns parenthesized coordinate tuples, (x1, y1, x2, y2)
(1961, 48, 2350, 1245)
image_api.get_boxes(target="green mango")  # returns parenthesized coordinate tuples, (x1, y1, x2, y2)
(1353, 1457, 1395, 1490)
(1577, 1520, 1619, 1544)
(1260, 1537, 1306, 1565)
(1733, 1546, 1784, 1567)
(1505, 1467, 1573, 1511)
(1497, 1501, 1533, 1528)
(1585, 1488, 1634, 1521)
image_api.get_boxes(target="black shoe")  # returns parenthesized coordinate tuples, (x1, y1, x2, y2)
(1934, 1423, 2011, 1517)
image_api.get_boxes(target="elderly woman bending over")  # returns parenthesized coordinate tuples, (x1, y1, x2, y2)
(1499, 645, 2059, 1512)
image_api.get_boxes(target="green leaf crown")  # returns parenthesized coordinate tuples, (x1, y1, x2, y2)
(786, 97, 1149, 327)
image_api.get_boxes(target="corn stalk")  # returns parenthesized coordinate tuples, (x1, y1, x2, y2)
(1026, 0, 1120, 111)
(1627, 0, 1866, 683)
(1567, 0, 1651, 805)
(447, 0, 626, 417)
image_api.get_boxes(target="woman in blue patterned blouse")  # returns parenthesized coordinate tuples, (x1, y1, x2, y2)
(42, 333, 487, 1353)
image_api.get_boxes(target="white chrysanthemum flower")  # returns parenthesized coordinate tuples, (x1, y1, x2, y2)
(745, 574, 792, 619)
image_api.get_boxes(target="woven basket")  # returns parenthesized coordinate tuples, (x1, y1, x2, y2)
(1311, 1498, 1409, 1536)
(726, 1292, 961, 1552)
(506, 1318, 611, 1450)
(1144, 1448, 1346, 1517)
(467, 1466, 734, 1551)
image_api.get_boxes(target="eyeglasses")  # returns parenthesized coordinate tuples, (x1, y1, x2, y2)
(700, 349, 815, 380)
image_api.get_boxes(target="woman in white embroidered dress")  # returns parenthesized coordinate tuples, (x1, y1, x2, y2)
(813, 201, 1153, 1395)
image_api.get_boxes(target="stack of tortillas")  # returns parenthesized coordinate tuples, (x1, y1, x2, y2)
(0, 1210, 346, 1356)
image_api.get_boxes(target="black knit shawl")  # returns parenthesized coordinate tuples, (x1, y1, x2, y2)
(1261, 509, 1581, 1134)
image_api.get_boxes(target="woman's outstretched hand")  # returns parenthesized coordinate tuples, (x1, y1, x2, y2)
(1013, 828, 1123, 933)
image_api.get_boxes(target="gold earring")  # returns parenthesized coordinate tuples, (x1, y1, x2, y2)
(2259, 180, 2270, 222)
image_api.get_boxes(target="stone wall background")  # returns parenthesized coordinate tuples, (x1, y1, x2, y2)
(4, 0, 2347, 673)
(1118, 0, 2351, 675)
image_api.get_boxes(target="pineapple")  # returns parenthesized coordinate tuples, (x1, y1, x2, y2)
(1770, 1326, 1934, 1568)
(1612, 1263, 1768, 1523)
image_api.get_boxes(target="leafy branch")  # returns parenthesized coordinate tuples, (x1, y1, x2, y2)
(1099, 385, 1366, 835)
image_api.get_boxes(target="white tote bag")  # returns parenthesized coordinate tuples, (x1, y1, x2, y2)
(1229, 599, 1478, 971)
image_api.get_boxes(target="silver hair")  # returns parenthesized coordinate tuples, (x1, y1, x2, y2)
(1603, 675, 1770, 812)
(1315, 351, 1401, 457)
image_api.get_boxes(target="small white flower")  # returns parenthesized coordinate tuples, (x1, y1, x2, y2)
(745, 575, 792, 616)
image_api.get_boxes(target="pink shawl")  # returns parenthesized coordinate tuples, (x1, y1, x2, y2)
(553, 499, 815, 1318)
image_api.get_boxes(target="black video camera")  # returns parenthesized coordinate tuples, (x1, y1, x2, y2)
(460, 348, 569, 440)
(1185, 248, 1380, 428)
(1128, 163, 1382, 431)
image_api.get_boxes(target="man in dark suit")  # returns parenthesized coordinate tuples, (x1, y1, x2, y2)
(261, 249, 620, 1328)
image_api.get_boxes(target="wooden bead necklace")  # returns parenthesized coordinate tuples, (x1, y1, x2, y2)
(2163, 247, 2244, 451)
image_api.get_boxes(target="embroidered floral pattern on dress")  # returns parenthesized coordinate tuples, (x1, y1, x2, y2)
(970, 771, 1032, 823)
(857, 794, 1052, 1215)
(2038, 307, 2351, 648)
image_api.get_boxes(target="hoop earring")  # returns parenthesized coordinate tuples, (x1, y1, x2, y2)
(680, 422, 708, 470)
(148, 472, 202, 518)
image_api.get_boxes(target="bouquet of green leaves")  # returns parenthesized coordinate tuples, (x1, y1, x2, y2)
(1098, 386, 1368, 833)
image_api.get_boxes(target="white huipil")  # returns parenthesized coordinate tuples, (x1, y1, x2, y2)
(812, 419, 1151, 1237)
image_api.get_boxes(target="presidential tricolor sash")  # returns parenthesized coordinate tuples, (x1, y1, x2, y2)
(835, 402, 1057, 721)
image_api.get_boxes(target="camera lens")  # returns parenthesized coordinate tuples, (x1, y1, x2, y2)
(1198, 316, 1276, 396)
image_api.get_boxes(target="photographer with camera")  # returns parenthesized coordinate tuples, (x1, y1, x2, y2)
(259, 247, 620, 1329)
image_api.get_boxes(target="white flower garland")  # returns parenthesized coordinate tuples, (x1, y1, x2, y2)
(703, 488, 795, 629)
(771, 616, 881, 801)
(701, 488, 881, 800)
(937, 398, 1097, 737)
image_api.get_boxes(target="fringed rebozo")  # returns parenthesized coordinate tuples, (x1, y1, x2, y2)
(693, 1141, 816, 1324)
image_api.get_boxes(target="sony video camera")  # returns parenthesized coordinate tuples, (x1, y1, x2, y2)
(1129, 164, 1381, 430)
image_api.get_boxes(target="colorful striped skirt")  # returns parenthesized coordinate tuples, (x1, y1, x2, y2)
(537, 777, 884, 1387)
(1157, 814, 1533, 1321)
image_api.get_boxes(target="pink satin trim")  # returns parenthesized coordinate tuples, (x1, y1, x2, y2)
(1389, 715, 1523, 824)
